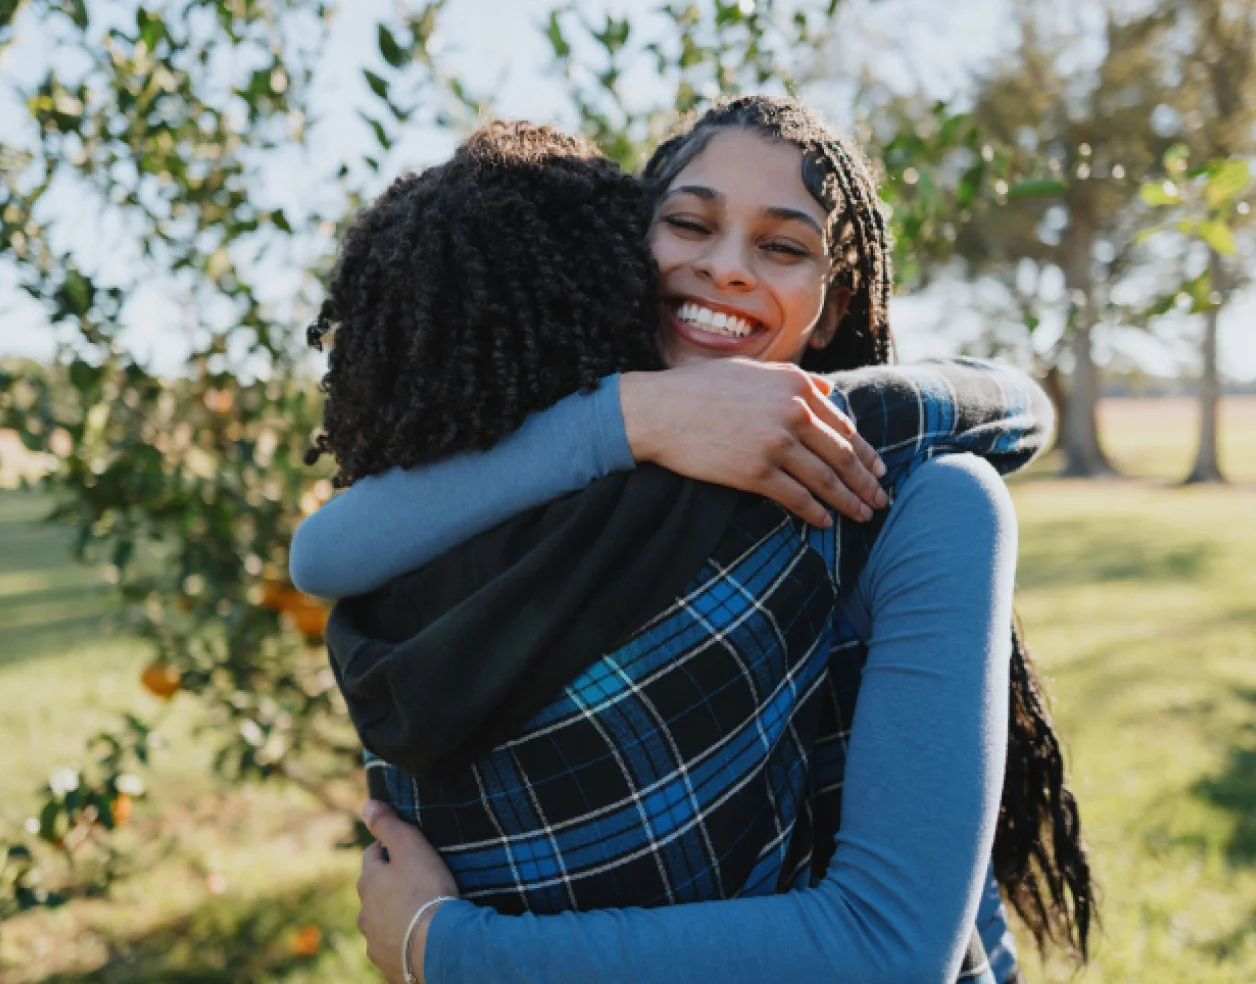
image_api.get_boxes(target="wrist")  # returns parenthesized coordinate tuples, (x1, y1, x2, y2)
(404, 896, 455, 984)
(618, 371, 662, 465)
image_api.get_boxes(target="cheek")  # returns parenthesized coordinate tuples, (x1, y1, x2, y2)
(770, 266, 829, 336)
(648, 228, 680, 277)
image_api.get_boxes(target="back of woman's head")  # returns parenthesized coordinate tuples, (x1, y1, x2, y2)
(307, 120, 662, 487)
(642, 95, 894, 373)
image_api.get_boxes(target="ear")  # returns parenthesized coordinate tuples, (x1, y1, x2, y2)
(809, 286, 852, 350)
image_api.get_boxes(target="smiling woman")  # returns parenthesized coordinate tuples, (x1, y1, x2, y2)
(650, 131, 843, 366)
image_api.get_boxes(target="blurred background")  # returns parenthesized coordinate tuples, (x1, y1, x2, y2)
(0, 0, 1253, 980)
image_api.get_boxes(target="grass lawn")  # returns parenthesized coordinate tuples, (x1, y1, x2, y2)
(0, 398, 1253, 982)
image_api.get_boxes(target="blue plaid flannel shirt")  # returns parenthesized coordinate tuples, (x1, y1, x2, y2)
(365, 358, 1050, 979)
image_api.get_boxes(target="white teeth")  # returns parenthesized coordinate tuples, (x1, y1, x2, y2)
(675, 302, 756, 338)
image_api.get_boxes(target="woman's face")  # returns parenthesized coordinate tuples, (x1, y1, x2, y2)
(649, 128, 846, 369)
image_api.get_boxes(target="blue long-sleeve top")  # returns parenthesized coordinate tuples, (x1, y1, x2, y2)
(422, 453, 1017, 984)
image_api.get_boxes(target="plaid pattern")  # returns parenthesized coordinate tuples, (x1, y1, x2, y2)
(363, 359, 1049, 976)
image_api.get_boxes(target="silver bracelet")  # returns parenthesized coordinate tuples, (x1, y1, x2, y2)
(402, 895, 457, 984)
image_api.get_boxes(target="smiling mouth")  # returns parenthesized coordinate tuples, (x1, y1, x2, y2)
(673, 301, 764, 339)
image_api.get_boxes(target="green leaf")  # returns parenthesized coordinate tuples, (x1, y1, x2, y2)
(1139, 181, 1180, 208)
(363, 69, 389, 101)
(1204, 159, 1251, 210)
(37, 801, 59, 842)
(1008, 179, 1068, 199)
(545, 11, 570, 59)
(64, 0, 89, 29)
(1197, 219, 1237, 256)
(357, 111, 392, 150)
(270, 210, 291, 234)
(377, 24, 407, 67)
(1163, 143, 1190, 177)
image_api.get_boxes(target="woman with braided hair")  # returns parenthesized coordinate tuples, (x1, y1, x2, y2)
(294, 99, 1092, 984)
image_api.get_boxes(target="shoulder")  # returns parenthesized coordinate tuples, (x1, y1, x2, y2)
(853, 453, 1017, 611)
(893, 453, 1016, 534)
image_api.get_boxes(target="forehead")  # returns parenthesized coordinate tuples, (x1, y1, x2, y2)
(667, 129, 825, 224)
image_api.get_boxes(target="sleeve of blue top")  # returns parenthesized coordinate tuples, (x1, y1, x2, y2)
(289, 360, 1050, 600)
(424, 453, 1017, 984)
(288, 375, 634, 599)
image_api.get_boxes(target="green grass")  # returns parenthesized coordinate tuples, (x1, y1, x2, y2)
(0, 489, 371, 982)
(1010, 479, 1256, 982)
(1, 398, 1254, 982)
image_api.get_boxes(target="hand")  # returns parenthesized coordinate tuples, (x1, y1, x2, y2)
(619, 359, 888, 527)
(357, 801, 460, 984)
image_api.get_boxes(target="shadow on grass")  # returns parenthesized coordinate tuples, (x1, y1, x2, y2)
(1017, 518, 1217, 590)
(36, 880, 360, 984)
(0, 490, 118, 669)
(1191, 687, 1256, 867)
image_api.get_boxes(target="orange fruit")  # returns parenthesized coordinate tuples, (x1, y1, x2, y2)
(258, 581, 292, 611)
(289, 924, 322, 956)
(140, 662, 180, 699)
(112, 793, 132, 825)
(257, 581, 328, 641)
(290, 603, 329, 641)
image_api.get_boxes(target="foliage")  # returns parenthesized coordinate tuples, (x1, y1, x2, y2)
(953, 4, 1184, 355)
(1136, 146, 1252, 317)
(541, 0, 845, 170)
(0, 0, 359, 914)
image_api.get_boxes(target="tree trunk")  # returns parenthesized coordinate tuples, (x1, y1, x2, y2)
(1041, 364, 1067, 454)
(1185, 249, 1227, 484)
(1061, 207, 1116, 477)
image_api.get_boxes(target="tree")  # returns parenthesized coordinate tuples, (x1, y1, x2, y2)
(1145, 0, 1256, 483)
(954, 1, 1182, 475)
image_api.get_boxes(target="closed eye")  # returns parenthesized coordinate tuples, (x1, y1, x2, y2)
(763, 241, 810, 258)
(662, 216, 710, 235)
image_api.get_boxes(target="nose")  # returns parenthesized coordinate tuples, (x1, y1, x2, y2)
(694, 229, 757, 291)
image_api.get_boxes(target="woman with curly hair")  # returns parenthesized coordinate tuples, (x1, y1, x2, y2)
(295, 102, 1091, 984)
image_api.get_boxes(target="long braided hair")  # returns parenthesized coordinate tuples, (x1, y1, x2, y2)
(643, 96, 1094, 962)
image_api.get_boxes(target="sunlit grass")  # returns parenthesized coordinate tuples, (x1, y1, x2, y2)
(1011, 478, 1256, 983)
(1, 397, 1254, 982)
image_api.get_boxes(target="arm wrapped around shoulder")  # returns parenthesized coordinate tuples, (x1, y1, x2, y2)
(826, 358, 1056, 479)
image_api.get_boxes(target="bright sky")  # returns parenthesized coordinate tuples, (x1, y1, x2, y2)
(1, 0, 1253, 381)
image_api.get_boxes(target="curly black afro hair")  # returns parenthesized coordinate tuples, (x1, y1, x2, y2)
(306, 121, 663, 487)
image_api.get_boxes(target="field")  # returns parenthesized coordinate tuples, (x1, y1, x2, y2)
(1, 398, 1254, 983)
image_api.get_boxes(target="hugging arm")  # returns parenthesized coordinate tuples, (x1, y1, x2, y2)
(290, 358, 1050, 600)
(416, 455, 1016, 984)
(289, 377, 633, 598)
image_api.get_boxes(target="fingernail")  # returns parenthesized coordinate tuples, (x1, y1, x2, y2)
(874, 458, 887, 478)
(860, 504, 872, 522)
(362, 800, 383, 827)
(875, 489, 888, 509)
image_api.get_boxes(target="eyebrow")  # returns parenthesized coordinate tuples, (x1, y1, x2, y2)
(662, 185, 825, 237)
